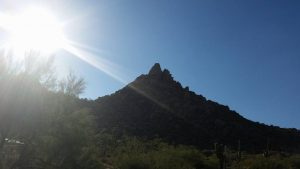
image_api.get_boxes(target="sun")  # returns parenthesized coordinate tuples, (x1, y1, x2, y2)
(0, 7, 66, 54)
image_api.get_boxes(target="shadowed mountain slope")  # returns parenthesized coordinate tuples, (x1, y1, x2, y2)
(94, 63, 300, 152)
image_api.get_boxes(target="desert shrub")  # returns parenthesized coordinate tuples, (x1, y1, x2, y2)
(114, 153, 152, 169)
(151, 146, 202, 169)
(285, 155, 300, 169)
(110, 137, 218, 169)
(232, 155, 292, 169)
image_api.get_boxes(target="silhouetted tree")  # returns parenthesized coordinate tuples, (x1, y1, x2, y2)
(59, 72, 86, 97)
(0, 51, 101, 169)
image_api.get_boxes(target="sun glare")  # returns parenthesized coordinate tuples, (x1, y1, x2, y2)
(0, 6, 125, 85)
(1, 7, 66, 54)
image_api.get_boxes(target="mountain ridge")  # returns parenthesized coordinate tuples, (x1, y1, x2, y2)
(93, 63, 300, 152)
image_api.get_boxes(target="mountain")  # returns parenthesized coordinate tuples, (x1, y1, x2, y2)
(93, 63, 300, 152)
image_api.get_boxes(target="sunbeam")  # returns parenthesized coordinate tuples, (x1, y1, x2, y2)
(63, 42, 171, 111)
(63, 43, 128, 84)
(0, 6, 171, 113)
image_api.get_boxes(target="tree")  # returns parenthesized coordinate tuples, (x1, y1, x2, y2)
(0, 51, 101, 169)
(59, 72, 86, 97)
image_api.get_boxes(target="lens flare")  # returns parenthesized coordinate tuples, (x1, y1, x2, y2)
(0, 7, 66, 55)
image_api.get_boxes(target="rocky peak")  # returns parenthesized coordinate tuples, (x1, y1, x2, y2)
(146, 63, 175, 82)
(148, 63, 162, 75)
(162, 69, 173, 81)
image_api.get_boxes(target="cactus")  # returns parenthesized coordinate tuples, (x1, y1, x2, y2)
(237, 140, 242, 161)
(263, 138, 270, 158)
(215, 143, 226, 169)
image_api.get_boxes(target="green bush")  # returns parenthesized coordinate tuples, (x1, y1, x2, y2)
(114, 153, 152, 169)
(285, 155, 300, 169)
(110, 137, 218, 169)
(232, 154, 299, 169)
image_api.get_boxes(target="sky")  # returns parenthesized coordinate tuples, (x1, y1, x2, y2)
(0, 0, 299, 129)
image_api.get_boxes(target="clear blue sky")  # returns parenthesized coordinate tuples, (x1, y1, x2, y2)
(1, 0, 300, 129)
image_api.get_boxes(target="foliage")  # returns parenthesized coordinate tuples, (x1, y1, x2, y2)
(58, 72, 86, 97)
(109, 137, 218, 169)
(0, 52, 101, 169)
(231, 154, 300, 169)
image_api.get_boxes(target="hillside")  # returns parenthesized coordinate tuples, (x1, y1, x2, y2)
(94, 63, 300, 152)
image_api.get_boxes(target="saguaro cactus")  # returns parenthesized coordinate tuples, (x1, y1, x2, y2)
(237, 140, 242, 161)
(215, 143, 226, 169)
(263, 138, 270, 158)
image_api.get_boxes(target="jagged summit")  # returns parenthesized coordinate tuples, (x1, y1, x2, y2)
(145, 63, 174, 82)
(148, 63, 162, 75)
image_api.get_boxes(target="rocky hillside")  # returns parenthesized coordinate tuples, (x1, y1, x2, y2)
(94, 63, 300, 152)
